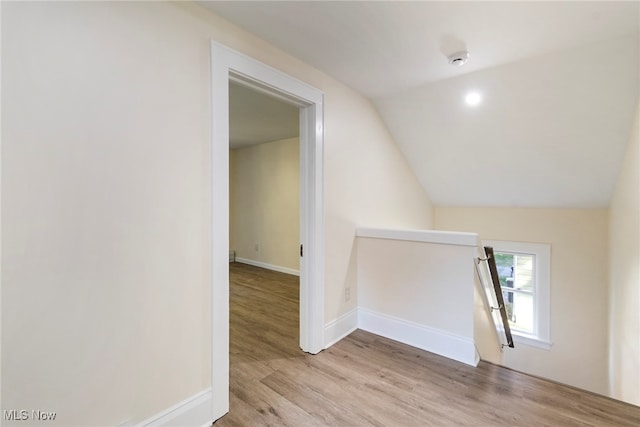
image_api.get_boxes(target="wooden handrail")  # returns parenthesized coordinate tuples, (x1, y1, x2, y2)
(483, 246, 515, 348)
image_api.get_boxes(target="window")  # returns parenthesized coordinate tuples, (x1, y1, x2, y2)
(484, 240, 552, 350)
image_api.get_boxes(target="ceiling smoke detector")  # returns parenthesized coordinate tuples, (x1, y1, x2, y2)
(448, 51, 469, 67)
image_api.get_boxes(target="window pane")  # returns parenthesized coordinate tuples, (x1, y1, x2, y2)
(510, 292, 534, 334)
(494, 253, 514, 288)
(514, 254, 535, 292)
(502, 290, 515, 322)
(496, 251, 535, 335)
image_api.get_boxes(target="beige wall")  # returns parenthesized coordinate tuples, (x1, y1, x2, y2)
(2, 2, 213, 425)
(229, 148, 236, 251)
(357, 236, 478, 365)
(609, 101, 640, 406)
(1, 1, 433, 425)
(434, 208, 609, 396)
(230, 138, 300, 272)
(358, 238, 475, 337)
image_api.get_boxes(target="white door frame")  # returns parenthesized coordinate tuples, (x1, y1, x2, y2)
(210, 42, 325, 419)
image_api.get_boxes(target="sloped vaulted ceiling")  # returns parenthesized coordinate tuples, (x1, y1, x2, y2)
(375, 35, 639, 207)
(201, 1, 640, 208)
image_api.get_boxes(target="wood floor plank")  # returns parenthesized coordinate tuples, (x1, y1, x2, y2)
(229, 365, 322, 427)
(214, 262, 640, 426)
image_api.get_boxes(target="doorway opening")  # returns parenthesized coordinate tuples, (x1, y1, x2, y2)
(210, 42, 325, 420)
(228, 80, 302, 367)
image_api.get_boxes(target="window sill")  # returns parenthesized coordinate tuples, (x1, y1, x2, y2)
(512, 333, 552, 350)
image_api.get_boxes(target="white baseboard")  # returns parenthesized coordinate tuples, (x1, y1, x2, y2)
(234, 257, 300, 276)
(358, 308, 479, 367)
(135, 389, 214, 427)
(324, 308, 358, 349)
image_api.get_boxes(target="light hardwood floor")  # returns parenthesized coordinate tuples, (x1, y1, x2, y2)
(215, 262, 640, 426)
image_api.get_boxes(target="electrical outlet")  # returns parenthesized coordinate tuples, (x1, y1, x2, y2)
(345, 287, 350, 302)
(254, 243, 260, 252)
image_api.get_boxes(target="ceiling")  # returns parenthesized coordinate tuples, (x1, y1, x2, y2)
(229, 82, 299, 149)
(205, 1, 640, 208)
(376, 35, 639, 207)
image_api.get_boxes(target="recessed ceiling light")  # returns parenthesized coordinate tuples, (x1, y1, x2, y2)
(465, 92, 482, 106)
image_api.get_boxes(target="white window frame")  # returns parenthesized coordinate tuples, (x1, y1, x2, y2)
(484, 240, 552, 350)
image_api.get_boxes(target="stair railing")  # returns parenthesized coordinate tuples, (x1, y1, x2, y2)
(476, 246, 514, 349)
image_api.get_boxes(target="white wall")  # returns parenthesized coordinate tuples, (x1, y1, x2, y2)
(1, 1, 433, 425)
(609, 101, 640, 406)
(230, 138, 300, 272)
(434, 208, 609, 396)
(356, 231, 478, 366)
(2, 2, 213, 425)
(358, 238, 474, 336)
(319, 79, 435, 322)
